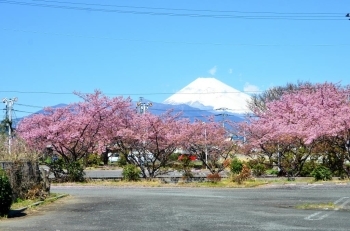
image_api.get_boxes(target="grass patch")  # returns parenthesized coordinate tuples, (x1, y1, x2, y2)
(295, 202, 338, 210)
(10, 193, 65, 210)
(53, 178, 269, 188)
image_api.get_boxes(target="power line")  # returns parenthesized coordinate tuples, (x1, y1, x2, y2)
(14, 109, 42, 114)
(0, 90, 263, 95)
(16, 103, 47, 108)
(0, 0, 345, 20)
(30, 0, 345, 16)
(13, 103, 250, 115)
(14, 104, 248, 113)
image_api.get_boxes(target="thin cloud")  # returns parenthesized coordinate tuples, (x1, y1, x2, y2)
(208, 66, 217, 75)
(228, 68, 233, 74)
(244, 82, 260, 93)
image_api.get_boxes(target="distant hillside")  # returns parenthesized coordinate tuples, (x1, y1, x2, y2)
(146, 100, 244, 123)
(14, 100, 244, 126)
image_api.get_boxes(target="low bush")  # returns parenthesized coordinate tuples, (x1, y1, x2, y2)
(48, 159, 85, 182)
(230, 158, 243, 175)
(65, 161, 85, 182)
(206, 173, 222, 183)
(266, 168, 279, 176)
(0, 169, 13, 217)
(116, 155, 127, 167)
(247, 158, 266, 177)
(311, 165, 332, 181)
(122, 164, 141, 181)
(86, 153, 102, 167)
(234, 164, 251, 184)
(251, 163, 266, 177)
(169, 153, 180, 162)
(299, 161, 319, 177)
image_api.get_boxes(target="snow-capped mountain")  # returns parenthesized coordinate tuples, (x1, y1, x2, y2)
(163, 77, 251, 114)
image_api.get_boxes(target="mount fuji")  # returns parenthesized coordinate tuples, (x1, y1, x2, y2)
(163, 77, 251, 115)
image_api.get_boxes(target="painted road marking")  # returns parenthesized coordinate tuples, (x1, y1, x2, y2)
(301, 185, 318, 189)
(304, 197, 350, 221)
(300, 184, 325, 190)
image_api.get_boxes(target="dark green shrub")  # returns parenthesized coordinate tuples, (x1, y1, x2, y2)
(122, 164, 141, 181)
(247, 158, 266, 177)
(116, 154, 127, 167)
(169, 153, 180, 162)
(251, 163, 266, 177)
(311, 166, 332, 181)
(65, 161, 85, 182)
(300, 161, 319, 177)
(48, 158, 85, 182)
(48, 158, 65, 179)
(86, 153, 102, 167)
(0, 169, 13, 217)
(230, 158, 243, 174)
(266, 168, 279, 176)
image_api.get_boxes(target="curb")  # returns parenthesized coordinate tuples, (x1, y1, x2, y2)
(8, 194, 69, 217)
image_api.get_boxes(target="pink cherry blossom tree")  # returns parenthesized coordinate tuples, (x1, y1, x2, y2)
(244, 82, 350, 176)
(180, 118, 236, 174)
(17, 90, 133, 164)
(113, 110, 187, 179)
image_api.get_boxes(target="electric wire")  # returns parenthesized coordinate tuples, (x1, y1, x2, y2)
(0, 90, 262, 95)
(8, 102, 249, 116)
(0, 0, 345, 20)
(16, 103, 48, 108)
(14, 109, 42, 114)
(30, 0, 345, 16)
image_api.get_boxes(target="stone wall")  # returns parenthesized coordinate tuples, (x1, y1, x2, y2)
(0, 161, 50, 201)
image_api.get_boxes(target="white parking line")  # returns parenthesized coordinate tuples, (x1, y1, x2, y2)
(304, 197, 350, 221)
(335, 197, 350, 210)
(333, 197, 349, 205)
(300, 184, 324, 189)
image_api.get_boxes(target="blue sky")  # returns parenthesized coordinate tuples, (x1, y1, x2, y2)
(1, 0, 350, 119)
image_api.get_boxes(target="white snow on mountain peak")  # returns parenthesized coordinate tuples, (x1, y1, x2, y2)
(163, 77, 251, 114)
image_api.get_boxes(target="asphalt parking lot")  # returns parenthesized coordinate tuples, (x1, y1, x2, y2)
(0, 184, 349, 231)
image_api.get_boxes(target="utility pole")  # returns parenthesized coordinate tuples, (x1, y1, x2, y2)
(136, 97, 152, 114)
(202, 122, 208, 169)
(215, 107, 228, 128)
(2, 97, 17, 154)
